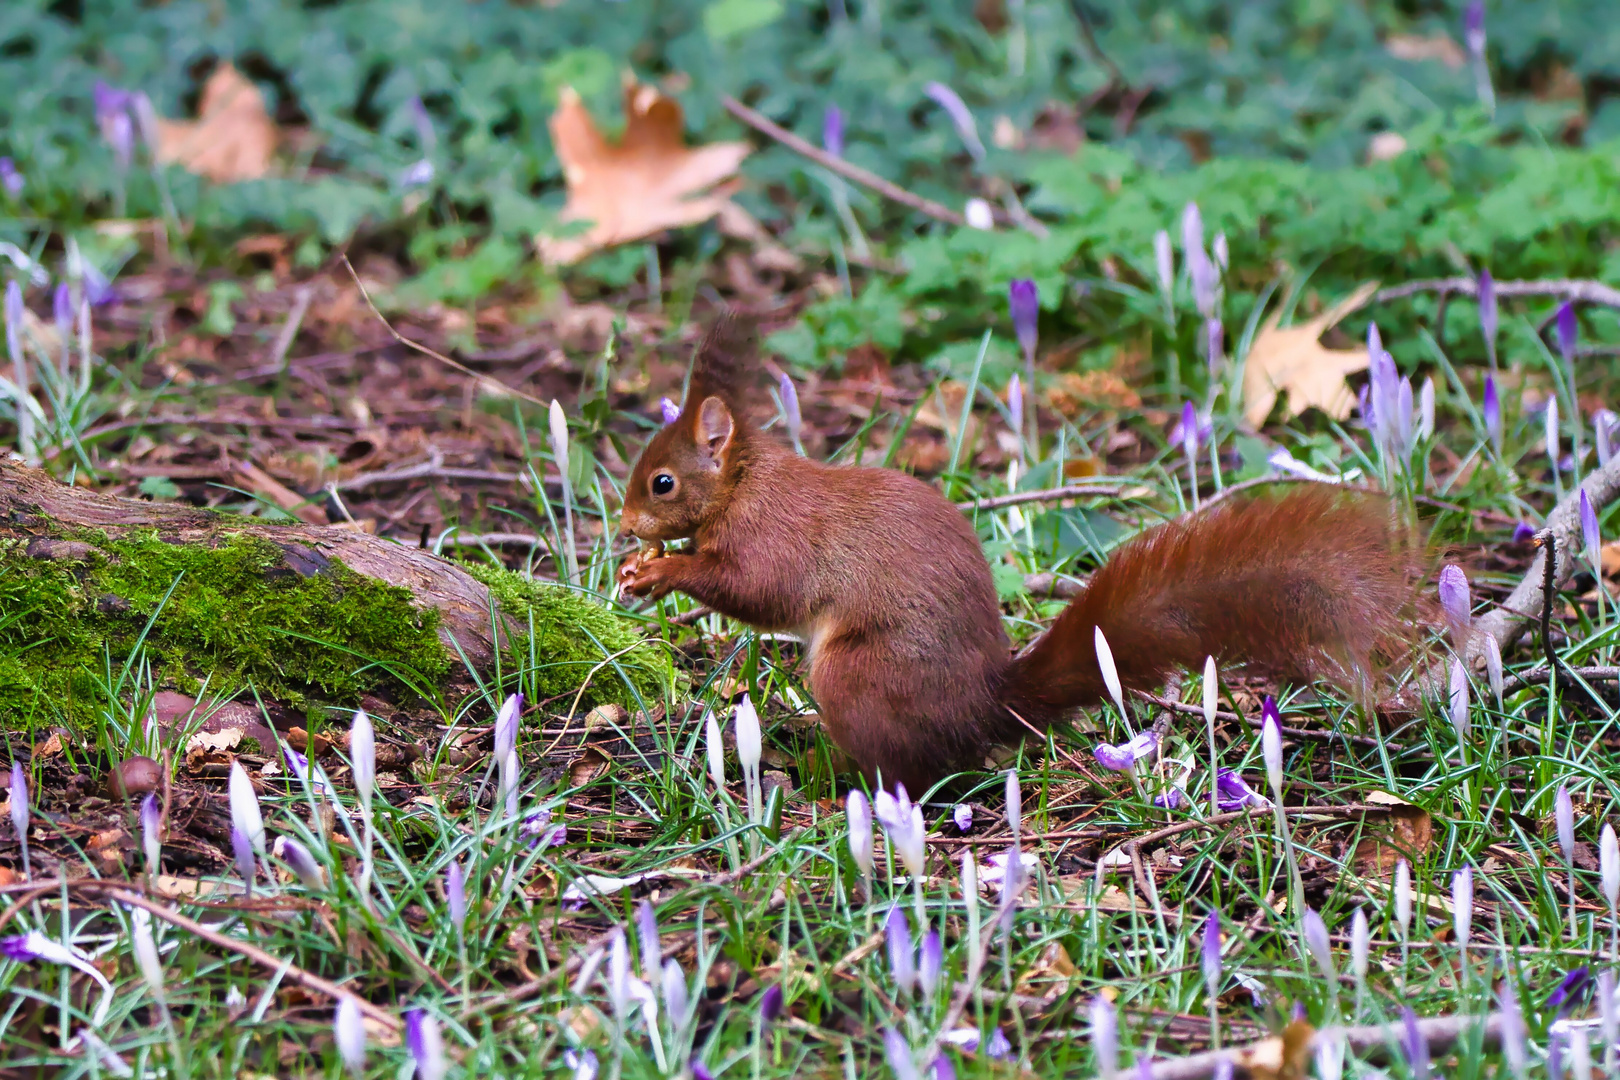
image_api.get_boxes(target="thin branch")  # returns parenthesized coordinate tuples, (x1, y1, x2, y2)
(339, 255, 549, 408)
(1149, 1011, 1500, 1080)
(1135, 692, 1398, 752)
(1499, 665, 1619, 696)
(106, 888, 401, 1032)
(720, 96, 968, 228)
(269, 285, 314, 372)
(1373, 277, 1620, 311)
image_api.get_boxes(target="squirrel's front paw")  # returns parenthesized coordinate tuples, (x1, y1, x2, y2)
(619, 551, 678, 600)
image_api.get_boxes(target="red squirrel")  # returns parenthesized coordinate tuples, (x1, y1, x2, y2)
(617, 319, 1415, 793)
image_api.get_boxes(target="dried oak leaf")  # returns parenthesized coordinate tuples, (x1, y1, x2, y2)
(538, 79, 750, 265)
(153, 63, 276, 184)
(1242, 281, 1380, 428)
(1351, 789, 1432, 878)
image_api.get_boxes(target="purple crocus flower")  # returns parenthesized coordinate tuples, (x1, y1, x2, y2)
(1152, 787, 1186, 810)
(0, 158, 21, 197)
(521, 809, 567, 850)
(1094, 730, 1157, 772)
(231, 823, 255, 894)
(1180, 400, 1199, 461)
(1438, 564, 1471, 628)
(1512, 520, 1536, 543)
(659, 397, 681, 425)
(1556, 302, 1578, 361)
(759, 982, 785, 1024)
(1582, 490, 1601, 564)
(273, 836, 325, 891)
(52, 283, 71, 342)
(1201, 912, 1222, 996)
(445, 860, 467, 935)
(932, 1055, 957, 1080)
(917, 930, 943, 997)
(9, 759, 28, 878)
(405, 1008, 447, 1080)
(400, 160, 435, 189)
(94, 81, 137, 168)
(1402, 1008, 1429, 1080)
(886, 905, 915, 995)
(1483, 375, 1502, 451)
(779, 372, 802, 449)
(952, 804, 973, 832)
(1205, 318, 1224, 368)
(1465, 0, 1486, 57)
(1216, 768, 1271, 811)
(1009, 279, 1038, 364)
(1548, 966, 1594, 1019)
(823, 105, 844, 158)
(922, 82, 985, 161)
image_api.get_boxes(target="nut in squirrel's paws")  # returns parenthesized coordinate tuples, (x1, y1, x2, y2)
(616, 542, 667, 600)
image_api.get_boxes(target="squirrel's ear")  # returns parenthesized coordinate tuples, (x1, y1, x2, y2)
(696, 396, 734, 459)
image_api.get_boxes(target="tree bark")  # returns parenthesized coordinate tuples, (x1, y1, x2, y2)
(0, 459, 516, 671)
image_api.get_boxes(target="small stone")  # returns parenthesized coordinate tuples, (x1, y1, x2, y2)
(106, 756, 162, 800)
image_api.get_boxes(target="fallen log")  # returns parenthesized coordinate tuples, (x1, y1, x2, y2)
(0, 459, 658, 719)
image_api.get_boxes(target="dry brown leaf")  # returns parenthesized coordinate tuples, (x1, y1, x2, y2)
(1236, 1020, 1317, 1080)
(1352, 790, 1433, 878)
(538, 78, 750, 264)
(1385, 33, 1467, 69)
(568, 745, 612, 787)
(1242, 281, 1380, 427)
(154, 63, 277, 184)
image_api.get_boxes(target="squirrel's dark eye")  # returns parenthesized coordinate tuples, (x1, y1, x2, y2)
(651, 472, 676, 496)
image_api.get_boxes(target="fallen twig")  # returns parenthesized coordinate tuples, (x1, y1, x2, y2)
(721, 96, 970, 229)
(269, 284, 314, 372)
(1498, 664, 1619, 696)
(1374, 277, 1620, 310)
(1135, 692, 1398, 752)
(340, 255, 549, 408)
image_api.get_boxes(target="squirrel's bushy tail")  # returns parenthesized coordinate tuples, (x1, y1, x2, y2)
(999, 485, 1418, 726)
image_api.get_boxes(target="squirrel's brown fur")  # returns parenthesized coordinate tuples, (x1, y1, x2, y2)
(618, 319, 1416, 793)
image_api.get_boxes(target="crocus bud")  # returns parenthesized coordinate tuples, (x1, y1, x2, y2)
(1602, 822, 1618, 913)
(231, 824, 257, 890)
(1571, 1026, 1593, 1080)
(1483, 376, 1502, 451)
(405, 1008, 448, 1080)
(129, 907, 165, 1003)
(953, 804, 973, 833)
(0, 158, 22, 198)
(1180, 400, 1199, 461)
(734, 695, 761, 776)
(884, 1027, 920, 1080)
(823, 104, 845, 157)
(1499, 980, 1528, 1080)
(1581, 490, 1601, 566)
(778, 373, 802, 450)
(1557, 785, 1577, 868)
(274, 836, 325, 891)
(1316, 1029, 1345, 1080)
(445, 860, 467, 934)
(335, 996, 366, 1075)
(1402, 1006, 1430, 1080)
(1438, 564, 1470, 629)
(917, 930, 943, 997)
(1452, 864, 1473, 952)
(9, 760, 28, 877)
(1486, 636, 1504, 708)
(760, 983, 785, 1024)
(1600, 970, 1617, 1075)
(1153, 230, 1174, 298)
(663, 957, 691, 1030)
(1009, 279, 1038, 365)
(1547, 397, 1560, 465)
(1007, 374, 1023, 441)
(1181, 202, 1203, 262)
(1201, 912, 1221, 998)
(964, 198, 994, 231)
(1557, 302, 1578, 360)
(1091, 994, 1118, 1079)
(1395, 858, 1412, 938)
(1350, 908, 1369, 982)
(885, 906, 916, 994)
(494, 693, 521, 762)
(923, 82, 985, 161)
(1449, 660, 1470, 744)
(1005, 769, 1021, 842)
(1478, 270, 1497, 354)
(704, 710, 724, 791)
(548, 398, 569, 466)
(847, 789, 874, 878)
(1205, 318, 1223, 368)
(140, 793, 161, 872)
(896, 805, 926, 879)
(1302, 907, 1335, 984)
(227, 761, 265, 857)
(1202, 656, 1218, 727)
(1212, 232, 1229, 271)
(1094, 627, 1126, 722)
(637, 899, 661, 979)
(350, 709, 375, 818)
(1419, 377, 1435, 441)
(1260, 698, 1284, 798)
(660, 397, 680, 425)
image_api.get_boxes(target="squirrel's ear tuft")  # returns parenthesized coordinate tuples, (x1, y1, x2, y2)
(696, 396, 735, 458)
(689, 312, 754, 401)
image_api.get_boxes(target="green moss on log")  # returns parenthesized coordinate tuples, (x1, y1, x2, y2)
(461, 562, 667, 707)
(0, 530, 660, 721)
